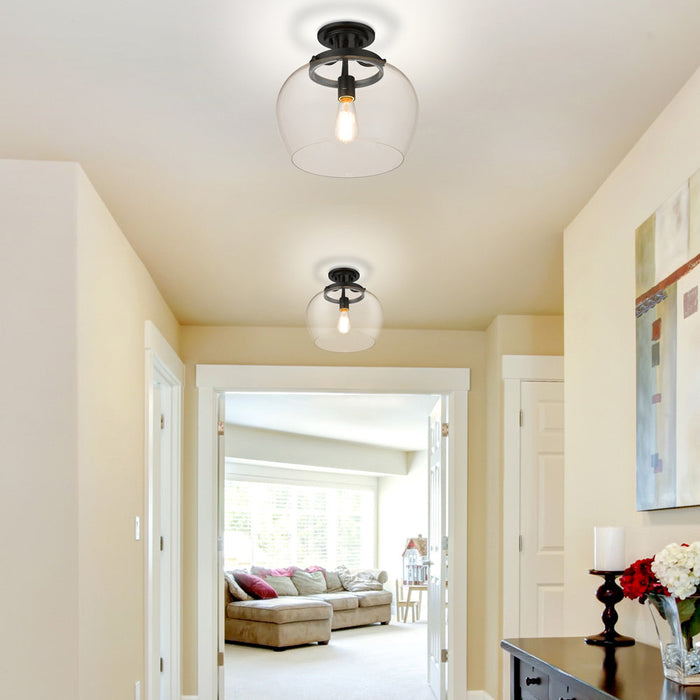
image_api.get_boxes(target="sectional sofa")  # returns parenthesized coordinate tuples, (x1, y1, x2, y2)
(224, 566, 392, 650)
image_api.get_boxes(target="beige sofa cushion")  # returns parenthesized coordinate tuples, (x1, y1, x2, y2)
(291, 570, 326, 595)
(306, 592, 359, 611)
(325, 570, 344, 592)
(265, 575, 298, 597)
(227, 597, 332, 624)
(354, 590, 393, 607)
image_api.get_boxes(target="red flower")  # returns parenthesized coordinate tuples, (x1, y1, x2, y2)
(620, 557, 669, 603)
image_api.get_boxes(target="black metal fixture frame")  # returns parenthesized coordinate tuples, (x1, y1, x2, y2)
(323, 267, 366, 311)
(309, 21, 386, 102)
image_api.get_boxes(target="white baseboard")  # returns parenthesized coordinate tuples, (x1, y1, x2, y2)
(182, 696, 198, 700)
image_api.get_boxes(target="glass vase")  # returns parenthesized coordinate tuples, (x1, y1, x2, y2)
(647, 594, 700, 685)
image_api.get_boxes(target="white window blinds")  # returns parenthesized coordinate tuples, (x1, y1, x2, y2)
(224, 477, 375, 572)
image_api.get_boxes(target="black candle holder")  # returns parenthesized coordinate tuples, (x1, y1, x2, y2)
(584, 570, 635, 647)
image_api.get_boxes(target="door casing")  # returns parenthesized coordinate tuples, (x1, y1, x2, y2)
(196, 365, 469, 700)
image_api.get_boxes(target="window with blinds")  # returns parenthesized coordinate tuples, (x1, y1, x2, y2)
(224, 477, 375, 571)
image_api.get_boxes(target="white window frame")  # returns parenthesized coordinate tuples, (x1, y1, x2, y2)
(223, 465, 377, 570)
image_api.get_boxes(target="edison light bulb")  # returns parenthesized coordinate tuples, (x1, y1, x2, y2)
(335, 97, 358, 144)
(337, 308, 351, 334)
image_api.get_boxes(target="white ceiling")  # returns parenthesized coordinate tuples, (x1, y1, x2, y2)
(2, 2, 700, 330)
(225, 393, 438, 450)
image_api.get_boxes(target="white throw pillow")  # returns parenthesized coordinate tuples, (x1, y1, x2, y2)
(224, 571, 253, 601)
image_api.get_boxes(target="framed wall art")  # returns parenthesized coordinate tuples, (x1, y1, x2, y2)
(635, 169, 700, 510)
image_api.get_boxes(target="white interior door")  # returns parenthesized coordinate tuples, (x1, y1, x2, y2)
(427, 397, 447, 700)
(217, 395, 226, 698)
(519, 381, 565, 637)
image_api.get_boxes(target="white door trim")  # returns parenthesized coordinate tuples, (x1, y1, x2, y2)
(196, 365, 470, 700)
(501, 354, 563, 640)
(145, 321, 184, 700)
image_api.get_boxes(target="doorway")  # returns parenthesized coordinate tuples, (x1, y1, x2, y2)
(501, 355, 564, 696)
(220, 391, 435, 699)
(144, 321, 184, 700)
(196, 365, 470, 700)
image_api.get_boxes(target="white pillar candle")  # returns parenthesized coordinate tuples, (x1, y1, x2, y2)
(594, 526, 625, 571)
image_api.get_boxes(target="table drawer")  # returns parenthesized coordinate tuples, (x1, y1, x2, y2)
(549, 677, 596, 700)
(519, 662, 549, 700)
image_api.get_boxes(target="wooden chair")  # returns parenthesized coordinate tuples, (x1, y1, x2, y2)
(395, 580, 418, 623)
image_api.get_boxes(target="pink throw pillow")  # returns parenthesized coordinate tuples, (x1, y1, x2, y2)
(234, 572, 278, 600)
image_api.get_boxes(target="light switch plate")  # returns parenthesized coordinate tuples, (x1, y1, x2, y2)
(134, 680, 141, 700)
(135, 516, 141, 541)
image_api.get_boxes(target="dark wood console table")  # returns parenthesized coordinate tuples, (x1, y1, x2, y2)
(501, 637, 700, 699)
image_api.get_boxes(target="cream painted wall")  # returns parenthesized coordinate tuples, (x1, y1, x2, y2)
(0, 160, 180, 700)
(484, 314, 564, 700)
(76, 170, 180, 699)
(378, 450, 429, 616)
(179, 325, 487, 692)
(563, 66, 700, 645)
(488, 315, 564, 357)
(0, 161, 80, 700)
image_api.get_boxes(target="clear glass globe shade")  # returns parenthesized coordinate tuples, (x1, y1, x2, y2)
(306, 290, 383, 352)
(277, 62, 418, 177)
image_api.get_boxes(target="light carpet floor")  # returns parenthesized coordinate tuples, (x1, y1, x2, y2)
(225, 620, 435, 700)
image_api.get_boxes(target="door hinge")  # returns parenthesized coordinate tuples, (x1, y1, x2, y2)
(159, 657, 164, 673)
(441, 422, 449, 437)
(442, 535, 448, 551)
(519, 409, 524, 427)
(160, 413, 165, 430)
(217, 536, 224, 552)
(160, 535, 164, 552)
(519, 535, 523, 552)
(441, 648, 448, 663)
(218, 651, 225, 667)
(217, 420, 225, 436)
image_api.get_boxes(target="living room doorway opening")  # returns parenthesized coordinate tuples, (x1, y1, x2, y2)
(196, 365, 470, 700)
(220, 391, 434, 698)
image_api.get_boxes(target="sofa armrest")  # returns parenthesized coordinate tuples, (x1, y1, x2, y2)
(223, 580, 234, 606)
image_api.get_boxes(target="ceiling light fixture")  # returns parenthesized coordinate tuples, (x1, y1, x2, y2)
(277, 21, 418, 177)
(306, 267, 382, 352)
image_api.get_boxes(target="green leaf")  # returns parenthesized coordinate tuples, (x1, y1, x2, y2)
(677, 598, 696, 623)
(686, 599, 700, 639)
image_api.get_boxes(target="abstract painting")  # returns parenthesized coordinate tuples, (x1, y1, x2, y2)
(636, 169, 700, 510)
